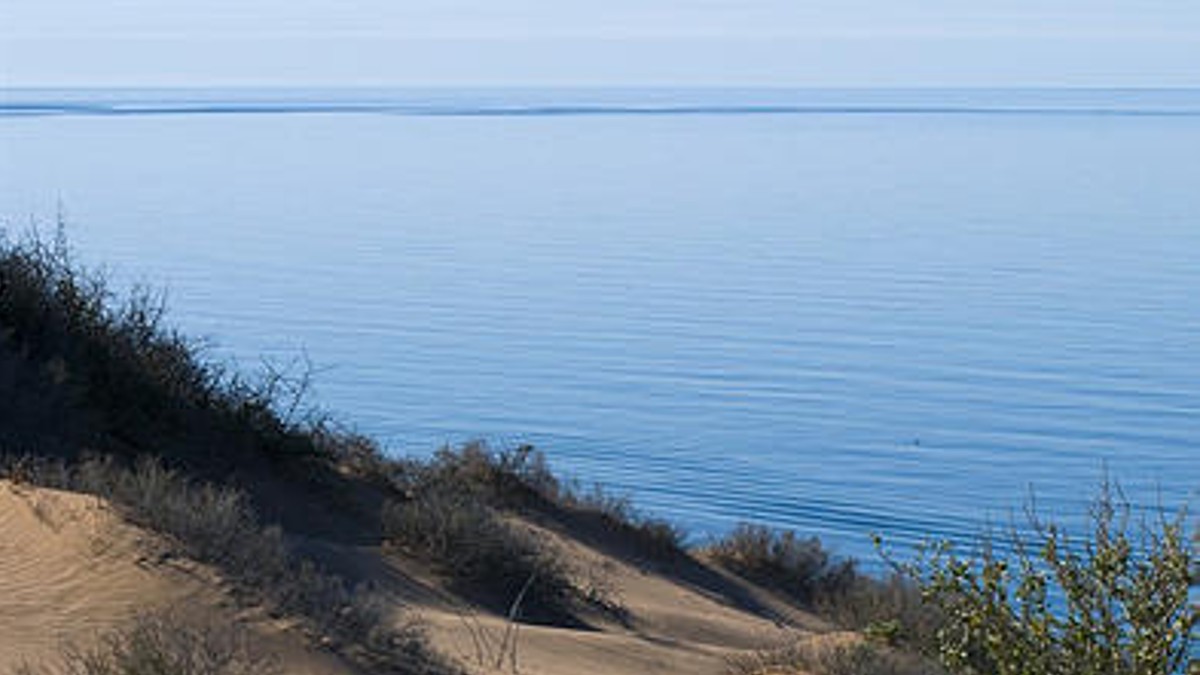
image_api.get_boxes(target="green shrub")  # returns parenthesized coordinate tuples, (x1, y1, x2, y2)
(889, 483, 1197, 675)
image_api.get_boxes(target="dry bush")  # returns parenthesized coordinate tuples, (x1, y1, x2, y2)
(708, 524, 857, 604)
(815, 573, 942, 650)
(15, 608, 280, 675)
(382, 485, 580, 624)
(387, 442, 558, 509)
(79, 456, 288, 578)
(709, 525, 943, 654)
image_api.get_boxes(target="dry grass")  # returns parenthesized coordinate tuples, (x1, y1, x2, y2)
(726, 636, 942, 675)
(14, 607, 281, 675)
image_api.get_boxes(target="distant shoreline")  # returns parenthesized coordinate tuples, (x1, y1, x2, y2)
(5, 85, 1200, 118)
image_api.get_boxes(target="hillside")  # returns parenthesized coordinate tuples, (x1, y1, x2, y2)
(5, 233, 1190, 674)
(0, 233, 861, 673)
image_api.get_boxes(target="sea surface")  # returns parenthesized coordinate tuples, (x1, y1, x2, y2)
(2, 88, 1198, 563)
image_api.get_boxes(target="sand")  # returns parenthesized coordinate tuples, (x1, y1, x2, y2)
(1, 480, 823, 674)
(0, 481, 352, 674)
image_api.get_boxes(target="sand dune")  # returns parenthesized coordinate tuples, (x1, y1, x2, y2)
(0, 480, 824, 674)
(409, 518, 819, 675)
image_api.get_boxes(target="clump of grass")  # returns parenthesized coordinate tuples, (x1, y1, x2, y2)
(727, 637, 943, 675)
(383, 492, 575, 621)
(16, 607, 281, 675)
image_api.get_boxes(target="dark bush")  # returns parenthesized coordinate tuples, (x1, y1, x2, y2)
(382, 483, 580, 624)
(0, 228, 336, 480)
(387, 442, 558, 509)
(815, 573, 942, 650)
(708, 523, 857, 604)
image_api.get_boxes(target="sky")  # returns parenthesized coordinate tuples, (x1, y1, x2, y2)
(2, 0, 1199, 87)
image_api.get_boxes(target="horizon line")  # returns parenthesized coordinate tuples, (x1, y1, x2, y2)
(6, 83, 1200, 91)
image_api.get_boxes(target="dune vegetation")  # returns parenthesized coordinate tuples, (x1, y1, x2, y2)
(0, 228, 1194, 674)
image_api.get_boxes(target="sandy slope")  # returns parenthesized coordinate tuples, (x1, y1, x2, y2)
(412, 519, 822, 675)
(0, 481, 351, 674)
(1, 480, 824, 674)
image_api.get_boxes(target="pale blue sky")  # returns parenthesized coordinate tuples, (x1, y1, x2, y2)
(3, 0, 1198, 86)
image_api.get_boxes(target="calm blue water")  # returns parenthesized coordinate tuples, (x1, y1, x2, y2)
(2, 88, 1197, 562)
